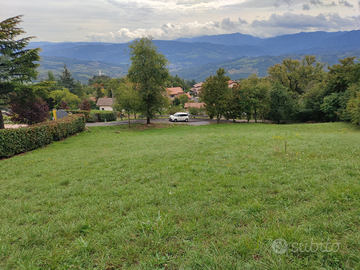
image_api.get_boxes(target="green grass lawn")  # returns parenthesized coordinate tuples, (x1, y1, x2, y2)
(1, 122, 360, 269)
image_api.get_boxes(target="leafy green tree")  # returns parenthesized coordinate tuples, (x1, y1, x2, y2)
(268, 55, 324, 96)
(50, 88, 81, 109)
(239, 75, 271, 122)
(268, 82, 294, 124)
(178, 94, 189, 108)
(346, 83, 360, 124)
(173, 97, 180, 106)
(0, 15, 40, 129)
(128, 37, 170, 124)
(114, 80, 140, 127)
(224, 84, 245, 121)
(200, 68, 231, 123)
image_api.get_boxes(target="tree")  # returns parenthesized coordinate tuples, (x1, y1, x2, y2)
(239, 75, 271, 122)
(173, 97, 180, 106)
(200, 68, 230, 123)
(0, 15, 40, 129)
(178, 94, 189, 108)
(128, 37, 170, 124)
(58, 64, 76, 93)
(78, 99, 91, 111)
(10, 97, 49, 125)
(115, 81, 140, 127)
(346, 83, 360, 125)
(58, 100, 69, 110)
(268, 82, 294, 124)
(268, 55, 324, 96)
(49, 88, 81, 109)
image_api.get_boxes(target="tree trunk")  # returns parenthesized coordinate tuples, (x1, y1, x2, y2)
(147, 117, 150, 125)
(0, 110, 4, 129)
(254, 108, 257, 123)
(128, 113, 130, 127)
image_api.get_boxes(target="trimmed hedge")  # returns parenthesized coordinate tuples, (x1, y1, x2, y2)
(91, 110, 116, 122)
(0, 114, 85, 158)
(66, 110, 95, 123)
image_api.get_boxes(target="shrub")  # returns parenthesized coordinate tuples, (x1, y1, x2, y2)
(58, 100, 70, 110)
(167, 106, 183, 115)
(10, 98, 49, 125)
(66, 110, 95, 123)
(91, 110, 116, 122)
(0, 114, 85, 158)
(78, 99, 91, 111)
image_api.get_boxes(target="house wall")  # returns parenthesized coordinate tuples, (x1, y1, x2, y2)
(99, 106, 113, 111)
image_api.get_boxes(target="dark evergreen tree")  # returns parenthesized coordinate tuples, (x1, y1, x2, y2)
(0, 15, 40, 129)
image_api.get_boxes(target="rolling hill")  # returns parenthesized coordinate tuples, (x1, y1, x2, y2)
(31, 30, 360, 83)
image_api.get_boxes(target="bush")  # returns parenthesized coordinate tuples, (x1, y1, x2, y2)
(78, 99, 92, 111)
(10, 98, 49, 125)
(0, 114, 85, 158)
(91, 110, 116, 122)
(66, 110, 95, 123)
(167, 106, 183, 115)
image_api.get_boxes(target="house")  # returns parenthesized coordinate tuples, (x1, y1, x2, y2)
(96, 97, 115, 111)
(228, 80, 238, 88)
(190, 82, 203, 96)
(184, 102, 205, 111)
(185, 92, 192, 99)
(166, 87, 184, 100)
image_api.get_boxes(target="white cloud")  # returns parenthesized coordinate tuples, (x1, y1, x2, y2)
(85, 11, 359, 42)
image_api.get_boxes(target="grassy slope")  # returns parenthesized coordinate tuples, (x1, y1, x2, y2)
(0, 123, 359, 269)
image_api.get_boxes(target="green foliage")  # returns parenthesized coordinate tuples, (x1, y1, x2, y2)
(0, 114, 85, 158)
(66, 110, 95, 123)
(268, 82, 294, 124)
(114, 80, 140, 127)
(188, 106, 204, 115)
(50, 88, 81, 109)
(91, 110, 116, 122)
(346, 83, 360, 124)
(172, 97, 180, 106)
(128, 37, 170, 124)
(167, 105, 183, 115)
(178, 94, 189, 108)
(200, 68, 231, 122)
(0, 15, 40, 129)
(268, 55, 324, 95)
(238, 75, 271, 122)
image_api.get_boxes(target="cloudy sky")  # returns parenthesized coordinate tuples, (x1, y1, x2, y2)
(1, 0, 359, 42)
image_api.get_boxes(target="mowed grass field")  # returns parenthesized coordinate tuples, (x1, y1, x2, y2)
(1, 122, 360, 269)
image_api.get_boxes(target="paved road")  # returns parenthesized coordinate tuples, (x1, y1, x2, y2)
(86, 118, 213, 127)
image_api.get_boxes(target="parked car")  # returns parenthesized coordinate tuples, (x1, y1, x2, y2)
(169, 112, 189, 122)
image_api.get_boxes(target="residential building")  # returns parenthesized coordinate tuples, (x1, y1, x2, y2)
(96, 97, 115, 111)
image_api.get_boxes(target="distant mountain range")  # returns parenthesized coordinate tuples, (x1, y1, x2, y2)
(30, 30, 360, 83)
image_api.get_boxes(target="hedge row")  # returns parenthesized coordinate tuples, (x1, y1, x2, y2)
(93, 111, 116, 122)
(0, 114, 86, 158)
(66, 110, 116, 122)
(66, 110, 95, 123)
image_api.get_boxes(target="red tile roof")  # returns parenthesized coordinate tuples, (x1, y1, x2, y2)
(166, 87, 184, 96)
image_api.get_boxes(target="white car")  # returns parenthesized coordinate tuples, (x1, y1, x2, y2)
(169, 112, 189, 122)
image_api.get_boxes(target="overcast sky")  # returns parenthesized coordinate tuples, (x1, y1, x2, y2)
(1, 0, 359, 43)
